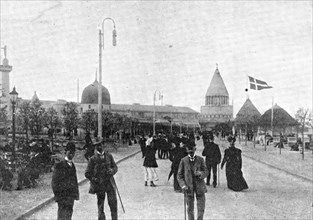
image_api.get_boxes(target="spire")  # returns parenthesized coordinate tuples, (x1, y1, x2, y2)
(205, 65, 229, 97)
(216, 63, 218, 70)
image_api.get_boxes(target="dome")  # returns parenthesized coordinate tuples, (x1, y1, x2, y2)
(81, 80, 111, 104)
(205, 67, 229, 97)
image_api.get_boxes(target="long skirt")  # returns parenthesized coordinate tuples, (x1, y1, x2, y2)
(144, 167, 159, 182)
(226, 169, 248, 191)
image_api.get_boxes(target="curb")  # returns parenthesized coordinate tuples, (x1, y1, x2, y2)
(15, 150, 141, 220)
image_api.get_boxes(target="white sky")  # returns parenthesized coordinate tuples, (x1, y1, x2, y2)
(0, 1, 312, 117)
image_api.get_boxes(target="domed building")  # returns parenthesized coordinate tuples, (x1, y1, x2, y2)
(199, 65, 233, 130)
(81, 79, 111, 105)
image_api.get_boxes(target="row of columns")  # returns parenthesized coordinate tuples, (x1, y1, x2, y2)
(205, 96, 228, 105)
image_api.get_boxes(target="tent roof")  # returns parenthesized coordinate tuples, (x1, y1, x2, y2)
(235, 98, 261, 124)
(260, 104, 298, 127)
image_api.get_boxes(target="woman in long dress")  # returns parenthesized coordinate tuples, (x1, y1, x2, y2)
(221, 135, 248, 191)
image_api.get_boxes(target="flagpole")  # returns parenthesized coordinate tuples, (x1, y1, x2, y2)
(77, 78, 79, 103)
(271, 96, 274, 137)
(246, 74, 249, 100)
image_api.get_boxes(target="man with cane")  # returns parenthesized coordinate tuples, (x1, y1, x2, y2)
(85, 142, 119, 220)
(178, 144, 208, 220)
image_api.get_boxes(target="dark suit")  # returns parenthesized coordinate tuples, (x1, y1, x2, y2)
(170, 146, 187, 191)
(202, 141, 221, 186)
(178, 155, 208, 220)
(85, 152, 118, 220)
(51, 160, 79, 220)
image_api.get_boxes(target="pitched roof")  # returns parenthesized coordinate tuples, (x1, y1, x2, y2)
(235, 98, 261, 124)
(205, 68, 229, 97)
(260, 104, 298, 127)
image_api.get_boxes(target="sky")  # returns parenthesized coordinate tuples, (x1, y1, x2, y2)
(0, 1, 312, 117)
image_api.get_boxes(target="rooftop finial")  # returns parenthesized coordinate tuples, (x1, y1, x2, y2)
(95, 68, 98, 81)
(216, 63, 218, 69)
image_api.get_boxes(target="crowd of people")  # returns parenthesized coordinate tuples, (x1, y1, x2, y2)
(138, 131, 248, 220)
(1, 130, 250, 220)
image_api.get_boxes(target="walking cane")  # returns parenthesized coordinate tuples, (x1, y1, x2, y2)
(184, 191, 187, 220)
(217, 164, 220, 186)
(110, 177, 125, 213)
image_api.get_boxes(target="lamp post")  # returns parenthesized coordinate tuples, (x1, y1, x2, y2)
(98, 17, 117, 141)
(9, 86, 18, 162)
(153, 90, 163, 135)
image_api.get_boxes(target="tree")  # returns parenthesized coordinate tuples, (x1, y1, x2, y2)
(0, 105, 8, 139)
(44, 107, 62, 150)
(61, 102, 80, 140)
(295, 107, 310, 158)
(16, 100, 31, 142)
(102, 110, 114, 139)
(29, 97, 46, 139)
(81, 109, 97, 134)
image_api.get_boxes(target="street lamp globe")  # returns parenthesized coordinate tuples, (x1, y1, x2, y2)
(9, 86, 18, 103)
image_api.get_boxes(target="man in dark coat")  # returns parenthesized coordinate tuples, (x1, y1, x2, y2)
(178, 144, 208, 220)
(202, 134, 221, 187)
(51, 142, 79, 220)
(170, 138, 188, 192)
(85, 143, 118, 220)
(139, 135, 147, 158)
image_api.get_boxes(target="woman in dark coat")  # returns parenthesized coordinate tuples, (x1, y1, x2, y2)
(221, 135, 248, 192)
(143, 136, 158, 187)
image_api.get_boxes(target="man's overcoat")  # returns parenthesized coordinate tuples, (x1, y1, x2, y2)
(177, 155, 208, 195)
(85, 152, 118, 194)
(51, 160, 79, 202)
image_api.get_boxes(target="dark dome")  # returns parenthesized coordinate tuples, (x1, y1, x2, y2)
(81, 80, 111, 104)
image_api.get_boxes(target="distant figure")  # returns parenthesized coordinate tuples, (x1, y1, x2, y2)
(83, 133, 94, 161)
(169, 138, 188, 192)
(202, 134, 221, 187)
(178, 144, 208, 220)
(290, 137, 301, 151)
(139, 135, 147, 158)
(221, 136, 248, 192)
(51, 142, 79, 220)
(143, 135, 158, 187)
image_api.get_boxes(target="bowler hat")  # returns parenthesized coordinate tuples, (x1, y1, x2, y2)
(65, 142, 76, 152)
(227, 136, 236, 143)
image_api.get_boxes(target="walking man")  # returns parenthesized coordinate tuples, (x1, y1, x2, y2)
(178, 144, 208, 220)
(51, 142, 79, 220)
(202, 134, 221, 187)
(85, 143, 118, 220)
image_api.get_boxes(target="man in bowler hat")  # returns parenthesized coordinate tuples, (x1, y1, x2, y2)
(51, 142, 79, 220)
(85, 143, 118, 220)
(178, 144, 208, 220)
